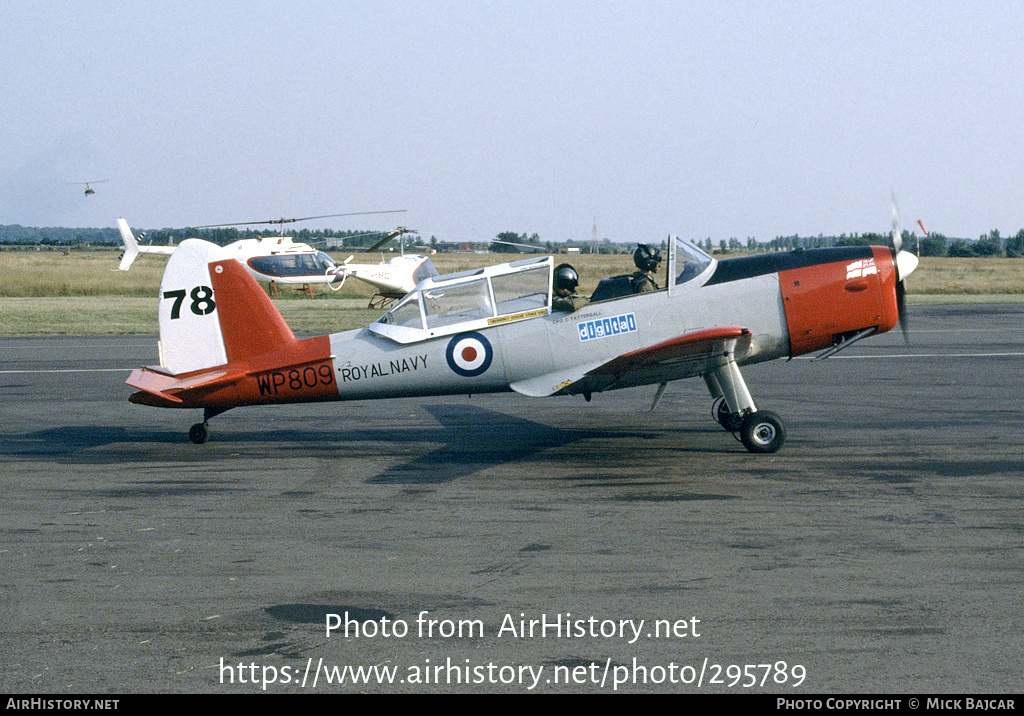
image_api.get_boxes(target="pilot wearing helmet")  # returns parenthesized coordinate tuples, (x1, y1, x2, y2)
(552, 263, 589, 312)
(631, 244, 662, 293)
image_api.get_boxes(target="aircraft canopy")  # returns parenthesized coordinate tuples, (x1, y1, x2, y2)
(668, 236, 715, 290)
(370, 256, 553, 344)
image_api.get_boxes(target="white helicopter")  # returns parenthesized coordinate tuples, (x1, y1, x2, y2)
(331, 232, 553, 308)
(116, 212, 410, 296)
(328, 232, 548, 308)
(327, 227, 440, 307)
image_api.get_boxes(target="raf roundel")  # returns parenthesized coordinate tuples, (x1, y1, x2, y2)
(446, 332, 493, 377)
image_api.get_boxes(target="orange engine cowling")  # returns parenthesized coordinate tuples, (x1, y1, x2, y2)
(780, 246, 900, 357)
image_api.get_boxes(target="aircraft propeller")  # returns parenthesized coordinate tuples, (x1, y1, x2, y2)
(890, 192, 918, 341)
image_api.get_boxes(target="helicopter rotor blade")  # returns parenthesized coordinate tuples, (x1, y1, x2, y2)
(188, 210, 407, 230)
(364, 227, 417, 253)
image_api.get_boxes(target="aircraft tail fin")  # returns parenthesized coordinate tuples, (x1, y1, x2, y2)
(116, 217, 140, 270)
(157, 239, 297, 375)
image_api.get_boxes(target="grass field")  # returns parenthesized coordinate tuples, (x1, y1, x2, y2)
(1, 247, 1021, 335)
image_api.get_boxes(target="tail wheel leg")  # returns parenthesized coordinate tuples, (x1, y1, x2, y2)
(188, 406, 230, 444)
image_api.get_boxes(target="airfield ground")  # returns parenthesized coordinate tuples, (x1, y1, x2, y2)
(1, 303, 1022, 693)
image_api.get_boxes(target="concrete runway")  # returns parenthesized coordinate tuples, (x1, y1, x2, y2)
(1, 303, 1022, 693)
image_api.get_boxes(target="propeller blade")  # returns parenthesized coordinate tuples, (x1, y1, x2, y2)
(888, 190, 917, 342)
(895, 278, 909, 341)
(890, 190, 903, 254)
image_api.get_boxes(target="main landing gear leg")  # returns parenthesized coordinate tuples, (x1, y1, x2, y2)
(705, 362, 786, 453)
(189, 407, 231, 445)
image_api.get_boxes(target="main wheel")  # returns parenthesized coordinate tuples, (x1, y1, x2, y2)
(188, 423, 209, 444)
(739, 411, 785, 453)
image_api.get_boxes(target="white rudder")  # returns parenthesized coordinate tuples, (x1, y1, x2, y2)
(156, 239, 231, 374)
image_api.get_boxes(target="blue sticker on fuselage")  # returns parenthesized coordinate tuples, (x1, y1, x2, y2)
(578, 313, 637, 342)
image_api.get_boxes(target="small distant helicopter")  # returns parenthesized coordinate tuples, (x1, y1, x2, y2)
(68, 180, 110, 196)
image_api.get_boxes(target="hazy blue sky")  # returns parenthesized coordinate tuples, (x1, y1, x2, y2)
(2, 1, 1021, 244)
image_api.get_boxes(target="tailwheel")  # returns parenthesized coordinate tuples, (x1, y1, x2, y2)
(188, 406, 229, 444)
(739, 410, 786, 454)
(189, 422, 209, 444)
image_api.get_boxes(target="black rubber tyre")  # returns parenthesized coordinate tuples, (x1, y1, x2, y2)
(739, 410, 786, 453)
(188, 423, 209, 444)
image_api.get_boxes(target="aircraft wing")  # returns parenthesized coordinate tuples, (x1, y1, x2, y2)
(513, 326, 752, 398)
(509, 360, 609, 398)
(588, 326, 751, 379)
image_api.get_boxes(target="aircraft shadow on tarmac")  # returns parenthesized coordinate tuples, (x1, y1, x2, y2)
(6, 404, 696, 485)
(365, 403, 596, 484)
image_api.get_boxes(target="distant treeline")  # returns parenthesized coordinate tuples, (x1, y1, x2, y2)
(0, 225, 120, 245)
(3, 224, 1024, 258)
(702, 229, 1024, 258)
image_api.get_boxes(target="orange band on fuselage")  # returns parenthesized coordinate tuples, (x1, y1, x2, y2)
(780, 246, 899, 357)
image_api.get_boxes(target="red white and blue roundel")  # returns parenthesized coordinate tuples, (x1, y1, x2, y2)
(446, 332, 493, 377)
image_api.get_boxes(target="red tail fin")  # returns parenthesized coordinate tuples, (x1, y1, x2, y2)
(209, 259, 298, 363)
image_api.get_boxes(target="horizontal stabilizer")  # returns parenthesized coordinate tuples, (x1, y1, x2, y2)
(126, 366, 244, 407)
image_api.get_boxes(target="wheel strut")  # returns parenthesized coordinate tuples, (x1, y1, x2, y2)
(188, 406, 230, 444)
(704, 362, 786, 453)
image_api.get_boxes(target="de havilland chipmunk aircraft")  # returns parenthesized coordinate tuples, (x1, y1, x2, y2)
(125, 228, 918, 451)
